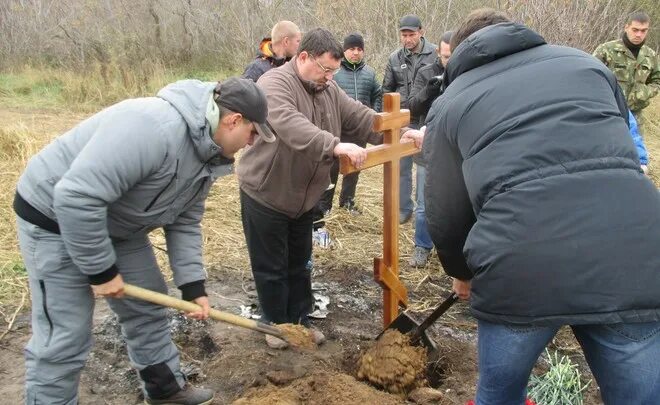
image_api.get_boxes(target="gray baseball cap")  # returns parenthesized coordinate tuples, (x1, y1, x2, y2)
(399, 15, 422, 31)
(215, 78, 276, 143)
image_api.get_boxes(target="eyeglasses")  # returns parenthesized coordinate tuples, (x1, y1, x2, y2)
(313, 57, 341, 75)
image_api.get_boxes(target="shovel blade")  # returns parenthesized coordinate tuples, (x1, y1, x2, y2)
(379, 312, 439, 353)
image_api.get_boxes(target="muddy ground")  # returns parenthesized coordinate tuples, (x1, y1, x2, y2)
(0, 263, 604, 404)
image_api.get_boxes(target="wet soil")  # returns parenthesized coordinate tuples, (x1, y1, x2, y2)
(0, 264, 604, 404)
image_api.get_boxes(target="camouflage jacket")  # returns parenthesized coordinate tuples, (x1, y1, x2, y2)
(593, 39, 660, 112)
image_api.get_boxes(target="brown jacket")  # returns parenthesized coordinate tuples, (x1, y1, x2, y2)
(237, 58, 379, 218)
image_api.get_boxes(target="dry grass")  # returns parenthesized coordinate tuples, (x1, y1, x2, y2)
(0, 95, 658, 332)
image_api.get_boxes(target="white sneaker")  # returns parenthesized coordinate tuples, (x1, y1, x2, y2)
(312, 228, 332, 248)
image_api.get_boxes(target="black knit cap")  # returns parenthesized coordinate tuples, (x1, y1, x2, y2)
(343, 33, 365, 51)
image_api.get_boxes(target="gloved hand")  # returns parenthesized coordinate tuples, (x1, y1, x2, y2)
(423, 75, 443, 99)
(428, 74, 443, 88)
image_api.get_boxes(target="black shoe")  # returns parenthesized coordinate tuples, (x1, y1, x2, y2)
(340, 198, 362, 215)
(144, 384, 214, 405)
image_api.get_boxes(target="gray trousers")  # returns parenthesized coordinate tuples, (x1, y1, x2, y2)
(17, 217, 184, 404)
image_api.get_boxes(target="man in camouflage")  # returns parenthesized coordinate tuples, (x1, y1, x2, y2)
(594, 11, 660, 134)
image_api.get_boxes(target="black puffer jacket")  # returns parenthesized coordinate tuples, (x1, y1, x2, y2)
(333, 58, 382, 112)
(382, 38, 437, 126)
(242, 38, 289, 82)
(425, 22, 660, 326)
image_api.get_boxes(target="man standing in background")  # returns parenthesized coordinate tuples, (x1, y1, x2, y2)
(242, 20, 302, 82)
(313, 32, 382, 228)
(406, 30, 452, 267)
(383, 14, 437, 224)
(594, 11, 660, 138)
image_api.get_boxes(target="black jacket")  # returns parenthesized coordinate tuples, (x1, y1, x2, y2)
(333, 58, 382, 112)
(425, 22, 660, 326)
(408, 61, 444, 165)
(382, 38, 437, 126)
(242, 38, 288, 82)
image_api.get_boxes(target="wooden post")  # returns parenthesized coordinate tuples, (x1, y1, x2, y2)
(339, 93, 419, 327)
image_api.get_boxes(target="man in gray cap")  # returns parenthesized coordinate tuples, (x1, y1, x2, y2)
(13, 77, 272, 405)
(383, 14, 437, 225)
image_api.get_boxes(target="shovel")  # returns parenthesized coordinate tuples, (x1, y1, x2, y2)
(384, 292, 458, 345)
(381, 292, 459, 385)
(122, 283, 287, 341)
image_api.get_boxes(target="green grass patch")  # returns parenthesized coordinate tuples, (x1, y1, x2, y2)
(0, 68, 65, 109)
(528, 349, 591, 405)
(0, 64, 237, 112)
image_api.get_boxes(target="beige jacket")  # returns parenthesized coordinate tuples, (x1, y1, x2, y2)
(237, 58, 379, 218)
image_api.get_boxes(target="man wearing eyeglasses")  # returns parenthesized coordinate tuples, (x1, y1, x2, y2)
(237, 28, 383, 349)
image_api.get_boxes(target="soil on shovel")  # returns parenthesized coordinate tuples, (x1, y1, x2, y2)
(357, 329, 427, 394)
(276, 324, 316, 350)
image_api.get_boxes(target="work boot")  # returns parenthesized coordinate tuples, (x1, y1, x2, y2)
(265, 334, 289, 349)
(408, 246, 431, 267)
(144, 384, 214, 405)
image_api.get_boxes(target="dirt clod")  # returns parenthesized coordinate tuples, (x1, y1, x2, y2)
(232, 372, 403, 405)
(276, 323, 316, 350)
(408, 387, 449, 404)
(357, 329, 427, 394)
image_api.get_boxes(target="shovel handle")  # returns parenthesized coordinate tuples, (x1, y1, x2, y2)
(122, 283, 284, 339)
(411, 292, 459, 344)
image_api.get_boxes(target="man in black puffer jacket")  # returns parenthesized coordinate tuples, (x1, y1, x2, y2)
(404, 8, 660, 405)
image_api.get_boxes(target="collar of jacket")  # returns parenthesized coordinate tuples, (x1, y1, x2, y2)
(341, 57, 365, 70)
(257, 38, 288, 66)
(403, 37, 434, 57)
(621, 32, 645, 57)
(444, 22, 546, 87)
(288, 56, 330, 94)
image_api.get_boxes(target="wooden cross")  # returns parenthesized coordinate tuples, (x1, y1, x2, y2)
(339, 93, 420, 327)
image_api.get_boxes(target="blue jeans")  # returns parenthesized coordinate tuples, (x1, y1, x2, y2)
(476, 319, 660, 405)
(400, 155, 414, 217)
(414, 165, 433, 249)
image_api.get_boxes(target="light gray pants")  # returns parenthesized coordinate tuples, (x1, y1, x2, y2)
(17, 218, 184, 404)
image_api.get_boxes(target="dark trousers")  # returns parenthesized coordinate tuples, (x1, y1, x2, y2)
(240, 189, 314, 325)
(312, 154, 362, 230)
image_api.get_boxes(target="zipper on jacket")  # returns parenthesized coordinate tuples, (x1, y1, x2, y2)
(144, 159, 179, 212)
(39, 280, 54, 347)
(353, 70, 358, 101)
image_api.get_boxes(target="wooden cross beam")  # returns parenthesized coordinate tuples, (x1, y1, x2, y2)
(339, 93, 420, 327)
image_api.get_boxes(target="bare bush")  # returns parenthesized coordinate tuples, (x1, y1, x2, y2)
(0, 0, 658, 77)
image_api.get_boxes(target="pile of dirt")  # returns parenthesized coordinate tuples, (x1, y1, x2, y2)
(357, 329, 427, 394)
(232, 371, 403, 405)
